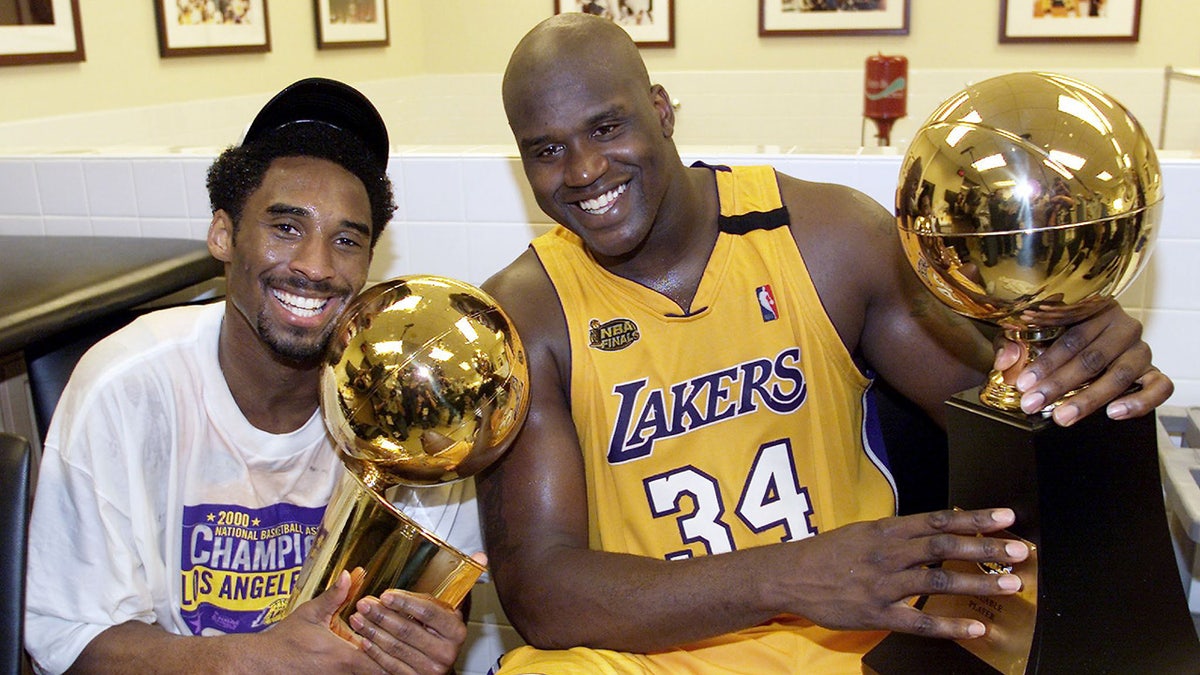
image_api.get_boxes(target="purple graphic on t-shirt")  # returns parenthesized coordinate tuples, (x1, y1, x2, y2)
(180, 502, 325, 635)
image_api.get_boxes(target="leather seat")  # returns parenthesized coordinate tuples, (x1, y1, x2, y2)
(26, 298, 220, 442)
(0, 432, 34, 675)
(25, 311, 138, 444)
(871, 377, 949, 516)
(13, 312, 140, 674)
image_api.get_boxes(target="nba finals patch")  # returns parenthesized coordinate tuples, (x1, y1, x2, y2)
(756, 284, 778, 322)
(589, 317, 640, 351)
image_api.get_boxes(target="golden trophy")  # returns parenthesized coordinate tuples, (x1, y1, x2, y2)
(897, 71, 1161, 411)
(283, 275, 529, 637)
(862, 73, 1200, 673)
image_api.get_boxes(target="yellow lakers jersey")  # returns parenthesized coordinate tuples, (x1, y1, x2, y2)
(501, 164, 897, 674)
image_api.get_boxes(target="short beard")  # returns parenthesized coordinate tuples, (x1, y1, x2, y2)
(257, 314, 336, 365)
(257, 274, 345, 364)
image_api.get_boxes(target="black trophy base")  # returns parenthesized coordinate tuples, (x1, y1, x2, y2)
(863, 387, 1200, 674)
(862, 631, 996, 675)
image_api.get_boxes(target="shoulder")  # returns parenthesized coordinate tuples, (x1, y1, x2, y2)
(776, 172, 895, 239)
(485, 247, 551, 297)
(74, 303, 219, 375)
(776, 172, 900, 284)
(484, 247, 563, 338)
(772, 171, 908, 352)
(61, 303, 219, 415)
(483, 248, 570, 384)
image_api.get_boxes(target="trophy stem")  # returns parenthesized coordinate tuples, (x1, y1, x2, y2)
(285, 470, 486, 629)
(980, 328, 1063, 412)
(980, 368, 1024, 412)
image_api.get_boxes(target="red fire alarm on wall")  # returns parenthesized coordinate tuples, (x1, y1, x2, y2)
(864, 53, 908, 146)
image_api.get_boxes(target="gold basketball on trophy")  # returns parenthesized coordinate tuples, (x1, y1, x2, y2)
(896, 72, 1162, 411)
(320, 275, 529, 486)
(286, 275, 529, 628)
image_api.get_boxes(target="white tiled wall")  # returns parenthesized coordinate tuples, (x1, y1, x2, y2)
(1, 148, 1198, 407)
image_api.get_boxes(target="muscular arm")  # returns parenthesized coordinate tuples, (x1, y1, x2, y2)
(787, 178, 991, 426)
(478, 250, 1025, 652)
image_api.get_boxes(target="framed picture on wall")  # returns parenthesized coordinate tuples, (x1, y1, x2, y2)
(0, 0, 85, 66)
(154, 0, 271, 57)
(315, 0, 389, 49)
(759, 0, 909, 37)
(554, 0, 674, 48)
(1000, 0, 1141, 43)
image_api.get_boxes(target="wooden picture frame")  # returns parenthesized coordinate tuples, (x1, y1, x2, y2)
(0, 0, 85, 66)
(154, 0, 271, 58)
(554, 0, 674, 48)
(315, 0, 389, 49)
(1000, 0, 1141, 43)
(759, 0, 909, 37)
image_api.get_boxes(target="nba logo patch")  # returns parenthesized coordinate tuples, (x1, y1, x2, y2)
(756, 284, 778, 322)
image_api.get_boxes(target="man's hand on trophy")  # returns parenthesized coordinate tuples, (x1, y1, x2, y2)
(992, 301, 1173, 425)
(793, 508, 1027, 640)
(349, 592, 466, 675)
(349, 552, 486, 675)
(250, 569, 418, 673)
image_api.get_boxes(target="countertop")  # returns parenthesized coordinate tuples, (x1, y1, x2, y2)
(0, 236, 224, 355)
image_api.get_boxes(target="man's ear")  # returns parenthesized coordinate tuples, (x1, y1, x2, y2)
(208, 210, 234, 263)
(651, 84, 675, 138)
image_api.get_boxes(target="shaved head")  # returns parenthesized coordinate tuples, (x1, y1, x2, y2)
(502, 13, 651, 128)
(500, 13, 691, 267)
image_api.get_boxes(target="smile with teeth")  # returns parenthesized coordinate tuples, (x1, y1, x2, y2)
(273, 289, 330, 318)
(577, 183, 628, 215)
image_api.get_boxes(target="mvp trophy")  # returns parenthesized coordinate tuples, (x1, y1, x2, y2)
(282, 275, 529, 637)
(862, 73, 1200, 673)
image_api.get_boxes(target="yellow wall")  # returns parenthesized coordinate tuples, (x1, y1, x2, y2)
(426, 1, 1200, 73)
(2, 1, 429, 123)
(4, 1, 1198, 124)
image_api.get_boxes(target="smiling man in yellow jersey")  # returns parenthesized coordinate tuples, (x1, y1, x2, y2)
(477, 13, 1172, 674)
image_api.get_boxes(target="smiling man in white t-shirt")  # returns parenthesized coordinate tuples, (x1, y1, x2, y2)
(25, 78, 480, 675)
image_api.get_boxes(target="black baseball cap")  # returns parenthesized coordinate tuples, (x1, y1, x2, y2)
(241, 77, 390, 173)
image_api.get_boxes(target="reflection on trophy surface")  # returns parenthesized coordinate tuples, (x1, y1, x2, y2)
(285, 274, 529, 634)
(896, 72, 1162, 411)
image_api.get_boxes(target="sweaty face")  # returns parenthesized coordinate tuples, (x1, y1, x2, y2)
(216, 156, 373, 363)
(507, 62, 675, 262)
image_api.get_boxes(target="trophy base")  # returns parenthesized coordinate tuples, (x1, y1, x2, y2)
(862, 631, 997, 675)
(863, 387, 1200, 673)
